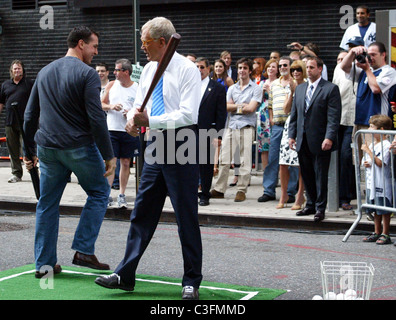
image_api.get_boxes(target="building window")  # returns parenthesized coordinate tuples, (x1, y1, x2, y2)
(12, 0, 67, 10)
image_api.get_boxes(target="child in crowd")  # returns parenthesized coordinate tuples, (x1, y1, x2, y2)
(361, 114, 393, 245)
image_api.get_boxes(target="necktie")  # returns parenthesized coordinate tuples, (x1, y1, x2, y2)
(151, 76, 165, 116)
(305, 84, 314, 113)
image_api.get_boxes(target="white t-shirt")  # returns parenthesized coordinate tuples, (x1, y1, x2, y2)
(362, 139, 392, 202)
(107, 80, 138, 131)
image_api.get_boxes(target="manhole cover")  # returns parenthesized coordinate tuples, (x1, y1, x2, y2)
(0, 223, 29, 232)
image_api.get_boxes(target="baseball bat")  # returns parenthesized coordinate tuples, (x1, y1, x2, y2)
(11, 102, 40, 200)
(139, 33, 181, 112)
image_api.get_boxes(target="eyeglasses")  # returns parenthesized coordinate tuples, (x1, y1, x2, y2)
(196, 65, 206, 69)
(141, 38, 158, 47)
(114, 68, 126, 72)
(291, 68, 303, 72)
(279, 64, 289, 68)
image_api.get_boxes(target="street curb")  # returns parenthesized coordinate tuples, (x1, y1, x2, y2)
(0, 200, 386, 234)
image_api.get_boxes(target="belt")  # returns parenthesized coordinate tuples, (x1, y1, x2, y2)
(155, 124, 198, 133)
(273, 122, 285, 126)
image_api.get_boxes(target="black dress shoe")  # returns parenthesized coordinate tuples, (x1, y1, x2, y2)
(72, 252, 110, 270)
(199, 198, 210, 206)
(314, 211, 325, 222)
(95, 273, 134, 291)
(296, 207, 315, 216)
(35, 264, 62, 278)
(257, 194, 275, 202)
(182, 286, 199, 300)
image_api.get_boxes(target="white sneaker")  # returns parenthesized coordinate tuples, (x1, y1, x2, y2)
(117, 194, 127, 209)
(107, 196, 113, 207)
(8, 175, 21, 183)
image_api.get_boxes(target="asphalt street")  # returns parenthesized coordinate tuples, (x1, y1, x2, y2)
(1, 211, 395, 301)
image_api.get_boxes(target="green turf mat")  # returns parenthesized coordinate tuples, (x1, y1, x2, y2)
(0, 264, 286, 300)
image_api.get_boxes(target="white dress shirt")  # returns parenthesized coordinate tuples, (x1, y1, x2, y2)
(129, 52, 201, 130)
(200, 76, 210, 100)
(306, 76, 322, 97)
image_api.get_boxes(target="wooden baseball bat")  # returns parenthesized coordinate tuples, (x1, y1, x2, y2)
(11, 102, 40, 200)
(139, 33, 181, 112)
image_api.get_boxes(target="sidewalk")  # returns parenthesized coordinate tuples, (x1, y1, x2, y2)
(0, 161, 394, 234)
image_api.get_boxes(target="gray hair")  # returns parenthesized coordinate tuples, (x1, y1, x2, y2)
(141, 17, 176, 43)
(115, 58, 132, 75)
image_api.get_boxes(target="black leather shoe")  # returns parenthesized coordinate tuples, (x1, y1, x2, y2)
(296, 207, 315, 216)
(199, 198, 209, 206)
(72, 252, 110, 270)
(182, 286, 199, 300)
(314, 211, 325, 222)
(95, 273, 134, 291)
(257, 194, 275, 202)
(35, 264, 62, 278)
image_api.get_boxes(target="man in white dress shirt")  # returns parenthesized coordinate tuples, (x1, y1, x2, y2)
(95, 17, 203, 300)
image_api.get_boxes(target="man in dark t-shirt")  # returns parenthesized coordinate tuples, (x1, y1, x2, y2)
(24, 26, 117, 278)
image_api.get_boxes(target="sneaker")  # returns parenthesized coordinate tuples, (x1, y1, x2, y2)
(95, 273, 134, 291)
(117, 194, 127, 209)
(182, 286, 199, 300)
(366, 212, 374, 221)
(8, 175, 21, 183)
(107, 196, 113, 207)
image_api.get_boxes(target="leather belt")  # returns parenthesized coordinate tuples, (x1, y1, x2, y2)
(156, 124, 198, 133)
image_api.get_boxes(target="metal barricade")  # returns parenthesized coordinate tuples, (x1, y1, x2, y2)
(343, 129, 396, 242)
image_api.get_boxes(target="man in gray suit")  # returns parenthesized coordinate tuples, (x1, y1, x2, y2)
(288, 56, 341, 222)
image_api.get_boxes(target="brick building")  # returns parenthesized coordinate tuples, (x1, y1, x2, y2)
(0, 0, 395, 155)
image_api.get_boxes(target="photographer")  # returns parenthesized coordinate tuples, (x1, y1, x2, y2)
(287, 42, 328, 80)
(339, 41, 396, 161)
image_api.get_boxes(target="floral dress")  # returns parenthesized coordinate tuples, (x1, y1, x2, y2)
(279, 87, 299, 166)
(257, 80, 270, 153)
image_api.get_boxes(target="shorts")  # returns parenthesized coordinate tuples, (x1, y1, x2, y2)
(366, 190, 392, 215)
(109, 131, 140, 159)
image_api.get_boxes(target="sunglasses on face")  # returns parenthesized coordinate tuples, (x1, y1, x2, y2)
(197, 65, 206, 69)
(291, 68, 303, 72)
(279, 64, 289, 68)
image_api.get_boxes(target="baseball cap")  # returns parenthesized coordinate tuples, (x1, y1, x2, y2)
(347, 36, 364, 47)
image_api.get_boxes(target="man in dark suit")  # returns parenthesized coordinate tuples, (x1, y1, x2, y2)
(288, 56, 341, 222)
(195, 57, 227, 206)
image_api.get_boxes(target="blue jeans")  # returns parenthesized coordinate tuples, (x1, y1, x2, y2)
(35, 144, 110, 270)
(262, 124, 298, 197)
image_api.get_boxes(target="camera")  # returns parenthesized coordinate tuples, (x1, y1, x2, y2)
(356, 51, 372, 64)
(286, 44, 296, 49)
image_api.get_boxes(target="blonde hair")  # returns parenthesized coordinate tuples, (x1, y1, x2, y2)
(290, 60, 307, 79)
